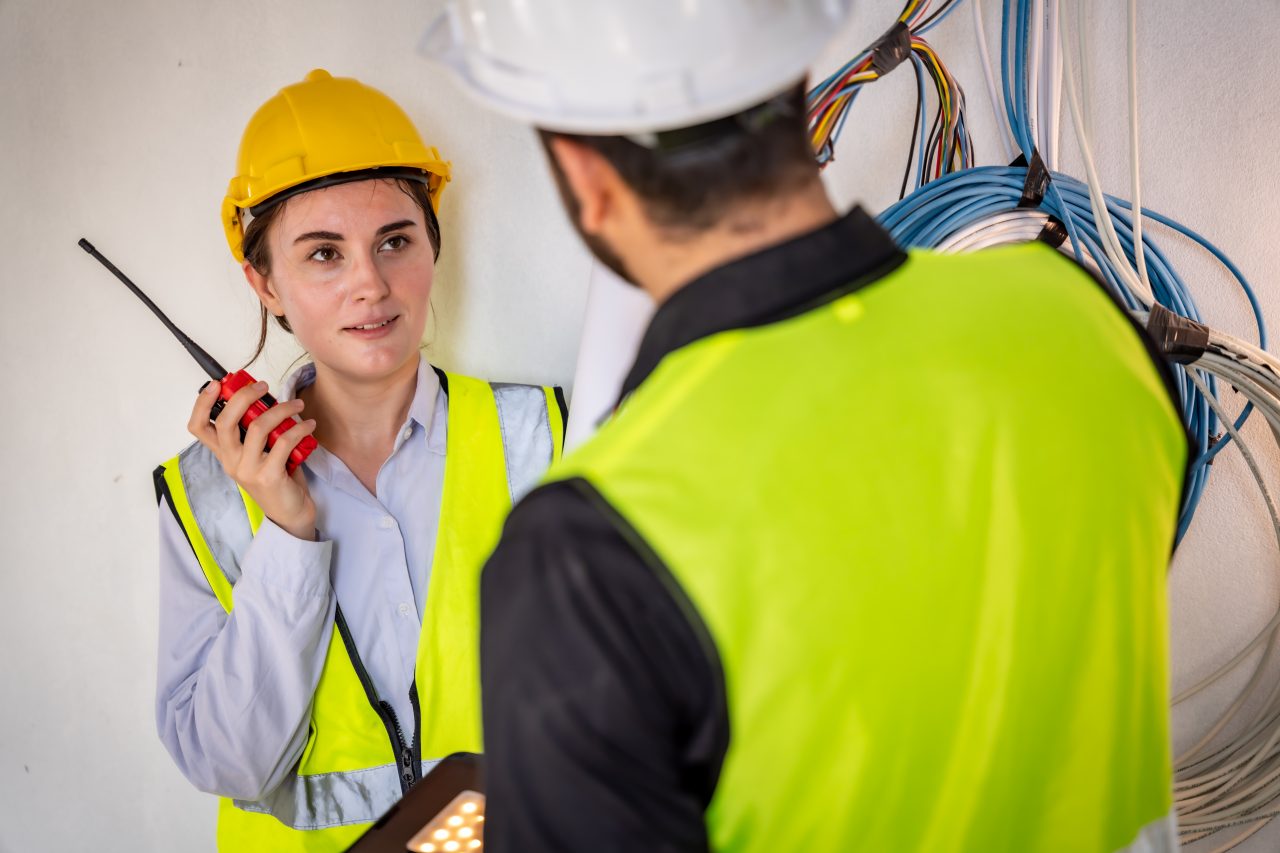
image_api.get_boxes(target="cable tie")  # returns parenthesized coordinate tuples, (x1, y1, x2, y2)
(868, 22, 913, 75)
(1036, 215, 1069, 248)
(1017, 148, 1050, 209)
(1147, 303, 1211, 365)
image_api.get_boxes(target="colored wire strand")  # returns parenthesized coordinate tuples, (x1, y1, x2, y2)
(807, 0, 973, 196)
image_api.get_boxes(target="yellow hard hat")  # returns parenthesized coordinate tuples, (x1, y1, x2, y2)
(221, 69, 452, 261)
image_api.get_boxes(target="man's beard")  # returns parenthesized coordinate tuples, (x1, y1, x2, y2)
(544, 151, 639, 287)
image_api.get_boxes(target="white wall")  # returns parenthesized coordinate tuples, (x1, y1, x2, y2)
(0, 1, 1276, 851)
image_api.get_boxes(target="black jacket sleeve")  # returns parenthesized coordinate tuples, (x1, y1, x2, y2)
(479, 478, 728, 853)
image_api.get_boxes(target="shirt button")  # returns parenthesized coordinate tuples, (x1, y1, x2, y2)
(398, 602, 412, 617)
(401, 427, 413, 442)
(378, 516, 395, 530)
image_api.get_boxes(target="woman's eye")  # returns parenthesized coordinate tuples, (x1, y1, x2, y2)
(380, 235, 410, 252)
(309, 246, 339, 263)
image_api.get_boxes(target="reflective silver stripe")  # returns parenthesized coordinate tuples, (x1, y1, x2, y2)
(234, 758, 442, 830)
(1116, 807, 1177, 853)
(177, 441, 250, 586)
(491, 382, 554, 502)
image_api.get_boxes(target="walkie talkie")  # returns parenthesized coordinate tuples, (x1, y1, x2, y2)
(79, 238, 318, 475)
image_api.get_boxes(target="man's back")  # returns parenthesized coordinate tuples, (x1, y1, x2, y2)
(482, 213, 1186, 852)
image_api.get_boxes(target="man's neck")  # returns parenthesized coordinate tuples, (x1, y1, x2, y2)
(633, 182, 839, 305)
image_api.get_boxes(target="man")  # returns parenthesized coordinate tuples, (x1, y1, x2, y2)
(425, 3, 1188, 850)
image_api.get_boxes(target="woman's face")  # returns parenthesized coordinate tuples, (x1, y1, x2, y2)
(247, 179, 435, 384)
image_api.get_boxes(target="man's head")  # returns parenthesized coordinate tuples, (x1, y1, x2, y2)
(537, 83, 823, 290)
(421, 0, 852, 295)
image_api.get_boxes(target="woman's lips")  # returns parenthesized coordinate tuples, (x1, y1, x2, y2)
(343, 315, 400, 339)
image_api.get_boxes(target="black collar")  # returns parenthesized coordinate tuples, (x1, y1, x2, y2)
(617, 206, 907, 405)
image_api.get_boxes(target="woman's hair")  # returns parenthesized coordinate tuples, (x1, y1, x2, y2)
(240, 177, 442, 366)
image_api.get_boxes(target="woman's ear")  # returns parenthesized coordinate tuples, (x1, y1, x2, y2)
(242, 261, 286, 318)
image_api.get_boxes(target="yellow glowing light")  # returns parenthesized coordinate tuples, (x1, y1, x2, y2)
(406, 792, 487, 853)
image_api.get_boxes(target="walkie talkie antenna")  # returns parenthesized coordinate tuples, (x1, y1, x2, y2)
(78, 238, 228, 381)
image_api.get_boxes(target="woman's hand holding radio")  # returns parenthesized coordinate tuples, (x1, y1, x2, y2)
(189, 380, 319, 541)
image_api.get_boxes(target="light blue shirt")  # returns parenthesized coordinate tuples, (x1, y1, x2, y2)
(156, 356, 448, 800)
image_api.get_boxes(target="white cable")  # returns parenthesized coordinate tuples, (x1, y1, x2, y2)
(972, 0, 1016, 163)
(1209, 818, 1271, 853)
(1059, 0, 1154, 305)
(1070, 0, 1143, 298)
(931, 209, 1100, 276)
(1127, 0, 1152, 297)
(1041, 0, 1064, 169)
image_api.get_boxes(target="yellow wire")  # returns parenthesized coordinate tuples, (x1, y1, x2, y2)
(809, 71, 880, 152)
(914, 42, 953, 118)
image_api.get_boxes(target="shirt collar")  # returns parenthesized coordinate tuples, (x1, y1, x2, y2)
(617, 206, 907, 405)
(279, 354, 445, 482)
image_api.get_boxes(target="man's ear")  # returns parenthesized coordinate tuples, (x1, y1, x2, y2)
(242, 261, 286, 318)
(548, 136, 621, 237)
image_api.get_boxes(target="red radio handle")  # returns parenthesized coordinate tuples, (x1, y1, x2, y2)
(211, 370, 319, 475)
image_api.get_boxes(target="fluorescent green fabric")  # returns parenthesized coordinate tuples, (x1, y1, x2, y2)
(160, 372, 562, 852)
(550, 246, 1185, 851)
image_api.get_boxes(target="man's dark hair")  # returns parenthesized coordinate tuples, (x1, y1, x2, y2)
(538, 82, 818, 235)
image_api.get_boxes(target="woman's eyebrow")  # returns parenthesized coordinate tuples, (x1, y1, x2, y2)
(294, 230, 343, 244)
(292, 220, 416, 245)
(376, 219, 417, 236)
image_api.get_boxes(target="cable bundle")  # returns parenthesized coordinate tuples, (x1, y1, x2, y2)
(879, 0, 1267, 548)
(807, 0, 972, 195)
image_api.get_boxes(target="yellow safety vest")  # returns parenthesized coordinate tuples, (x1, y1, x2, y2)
(547, 246, 1185, 851)
(157, 371, 563, 851)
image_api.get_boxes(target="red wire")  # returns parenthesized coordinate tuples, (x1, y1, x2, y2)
(810, 57, 874, 122)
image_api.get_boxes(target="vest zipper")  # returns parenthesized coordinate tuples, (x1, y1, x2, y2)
(334, 606, 421, 795)
(380, 699, 418, 793)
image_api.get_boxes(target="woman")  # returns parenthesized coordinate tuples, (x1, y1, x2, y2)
(153, 69, 565, 851)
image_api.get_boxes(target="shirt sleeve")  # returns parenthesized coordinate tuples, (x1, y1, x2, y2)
(155, 500, 337, 801)
(480, 478, 728, 853)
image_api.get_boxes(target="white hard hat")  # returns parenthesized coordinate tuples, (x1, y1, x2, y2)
(420, 0, 854, 137)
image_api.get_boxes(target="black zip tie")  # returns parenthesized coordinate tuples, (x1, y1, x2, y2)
(869, 21, 913, 75)
(1147, 303, 1210, 365)
(1017, 148, 1050, 208)
(1036, 215, 1068, 248)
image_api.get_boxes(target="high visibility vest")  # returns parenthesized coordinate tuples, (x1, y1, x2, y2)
(547, 246, 1186, 851)
(156, 371, 564, 852)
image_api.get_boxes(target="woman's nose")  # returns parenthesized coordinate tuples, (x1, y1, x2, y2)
(349, 250, 391, 302)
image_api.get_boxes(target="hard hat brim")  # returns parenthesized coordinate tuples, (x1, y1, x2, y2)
(246, 166, 440, 217)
